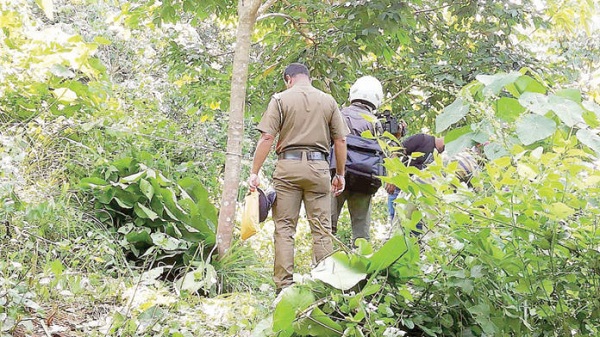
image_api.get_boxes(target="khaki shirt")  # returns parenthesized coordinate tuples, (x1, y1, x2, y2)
(257, 83, 349, 154)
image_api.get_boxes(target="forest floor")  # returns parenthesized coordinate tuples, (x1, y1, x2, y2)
(5, 192, 394, 337)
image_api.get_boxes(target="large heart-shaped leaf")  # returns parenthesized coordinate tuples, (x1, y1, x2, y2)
(476, 72, 521, 96)
(367, 235, 408, 273)
(436, 98, 470, 133)
(273, 287, 315, 336)
(548, 95, 584, 127)
(516, 114, 556, 145)
(495, 97, 526, 122)
(576, 129, 600, 156)
(519, 92, 552, 115)
(311, 252, 367, 290)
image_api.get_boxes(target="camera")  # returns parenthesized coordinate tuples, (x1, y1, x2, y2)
(376, 110, 405, 137)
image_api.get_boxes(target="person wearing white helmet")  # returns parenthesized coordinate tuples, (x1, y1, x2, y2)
(331, 76, 384, 244)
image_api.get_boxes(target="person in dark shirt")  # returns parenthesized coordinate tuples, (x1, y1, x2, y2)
(401, 133, 445, 169)
(386, 133, 444, 233)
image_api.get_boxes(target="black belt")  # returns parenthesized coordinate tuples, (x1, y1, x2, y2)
(278, 150, 327, 161)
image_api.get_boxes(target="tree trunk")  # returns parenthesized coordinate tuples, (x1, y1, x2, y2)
(216, 0, 263, 258)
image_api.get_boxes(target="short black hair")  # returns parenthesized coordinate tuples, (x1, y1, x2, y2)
(283, 63, 310, 79)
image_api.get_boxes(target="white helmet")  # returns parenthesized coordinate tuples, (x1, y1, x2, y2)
(349, 76, 384, 109)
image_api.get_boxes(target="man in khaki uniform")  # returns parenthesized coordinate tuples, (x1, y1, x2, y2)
(248, 63, 349, 293)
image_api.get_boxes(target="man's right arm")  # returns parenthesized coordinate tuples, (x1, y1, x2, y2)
(331, 136, 347, 196)
(248, 132, 275, 191)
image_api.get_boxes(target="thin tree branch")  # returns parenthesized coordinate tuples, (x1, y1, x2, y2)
(258, 0, 278, 17)
(381, 83, 412, 107)
(257, 12, 292, 21)
(257, 12, 315, 44)
(413, 2, 468, 15)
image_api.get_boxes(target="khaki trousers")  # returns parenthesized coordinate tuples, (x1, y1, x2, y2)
(272, 155, 334, 290)
(331, 190, 372, 243)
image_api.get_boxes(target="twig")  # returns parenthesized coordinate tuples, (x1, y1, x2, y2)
(39, 319, 52, 337)
(293, 297, 344, 334)
(381, 84, 411, 107)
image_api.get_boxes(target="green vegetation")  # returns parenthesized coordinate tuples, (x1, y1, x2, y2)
(269, 71, 600, 336)
(1, 0, 599, 336)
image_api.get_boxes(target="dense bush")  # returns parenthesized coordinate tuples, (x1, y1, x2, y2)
(267, 71, 600, 337)
(79, 158, 217, 273)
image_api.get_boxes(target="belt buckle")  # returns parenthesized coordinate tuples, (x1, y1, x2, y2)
(308, 151, 323, 160)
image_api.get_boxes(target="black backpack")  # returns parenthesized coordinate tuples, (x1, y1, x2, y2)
(330, 134, 385, 195)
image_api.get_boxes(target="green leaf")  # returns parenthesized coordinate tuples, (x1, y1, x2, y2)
(555, 88, 581, 102)
(111, 157, 135, 173)
(354, 238, 373, 255)
(476, 72, 521, 96)
(476, 317, 497, 335)
(311, 252, 367, 290)
(134, 202, 159, 220)
(161, 5, 176, 23)
(583, 100, 600, 119)
(52, 87, 77, 103)
(540, 279, 554, 297)
(435, 98, 470, 133)
(517, 163, 538, 180)
(35, 0, 54, 20)
(576, 129, 600, 155)
(273, 287, 315, 334)
(294, 307, 343, 337)
(49, 64, 75, 78)
(93, 36, 112, 45)
(506, 75, 547, 96)
(79, 177, 108, 189)
(495, 97, 526, 122)
(367, 235, 407, 273)
(150, 232, 179, 250)
(110, 312, 126, 333)
(139, 179, 154, 201)
(460, 80, 484, 98)
(483, 142, 509, 160)
(441, 313, 454, 328)
(178, 177, 207, 202)
(362, 283, 381, 297)
(176, 263, 218, 293)
(114, 196, 135, 209)
(138, 305, 164, 325)
(519, 92, 552, 115)
(582, 109, 600, 128)
(471, 265, 484, 278)
(49, 259, 64, 276)
(516, 114, 556, 145)
(179, 177, 217, 224)
(125, 229, 152, 245)
(445, 132, 475, 156)
(97, 188, 116, 204)
(161, 187, 187, 220)
(120, 171, 146, 183)
(548, 202, 575, 220)
(468, 302, 490, 316)
(444, 125, 472, 143)
(548, 95, 584, 127)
